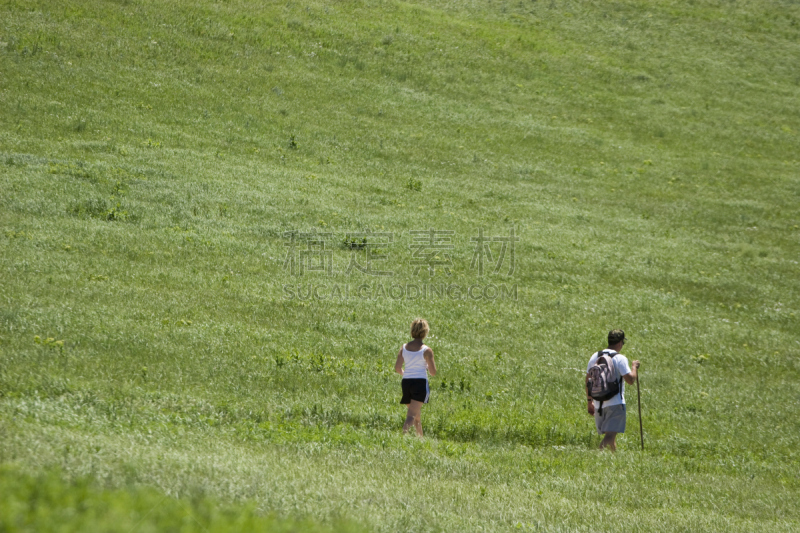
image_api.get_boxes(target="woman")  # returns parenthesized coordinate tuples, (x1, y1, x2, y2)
(394, 318, 437, 436)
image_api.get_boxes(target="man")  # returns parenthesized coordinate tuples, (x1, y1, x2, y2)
(586, 329, 640, 451)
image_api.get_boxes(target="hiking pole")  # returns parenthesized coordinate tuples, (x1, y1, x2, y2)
(636, 373, 644, 451)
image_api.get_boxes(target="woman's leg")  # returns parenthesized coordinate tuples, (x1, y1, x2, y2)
(403, 400, 424, 436)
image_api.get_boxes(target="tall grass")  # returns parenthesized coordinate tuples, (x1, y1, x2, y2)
(1, 0, 799, 531)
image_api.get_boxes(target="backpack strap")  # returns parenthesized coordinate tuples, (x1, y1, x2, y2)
(608, 350, 624, 400)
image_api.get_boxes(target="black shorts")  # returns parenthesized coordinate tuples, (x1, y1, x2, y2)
(400, 379, 430, 404)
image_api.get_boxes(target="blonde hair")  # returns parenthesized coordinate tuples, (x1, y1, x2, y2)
(410, 318, 430, 340)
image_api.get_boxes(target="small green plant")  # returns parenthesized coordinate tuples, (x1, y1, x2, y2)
(110, 181, 127, 197)
(105, 201, 128, 221)
(34, 336, 65, 353)
(4, 230, 29, 239)
(288, 134, 298, 149)
(48, 162, 93, 180)
(342, 236, 367, 249)
(405, 177, 422, 192)
(71, 119, 87, 132)
(69, 198, 129, 222)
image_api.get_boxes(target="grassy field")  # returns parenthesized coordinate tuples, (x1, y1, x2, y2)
(1, 0, 799, 531)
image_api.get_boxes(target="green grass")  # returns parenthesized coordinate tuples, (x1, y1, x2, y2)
(1, 0, 799, 531)
(0, 466, 366, 533)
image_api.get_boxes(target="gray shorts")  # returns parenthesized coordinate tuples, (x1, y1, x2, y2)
(595, 404, 626, 434)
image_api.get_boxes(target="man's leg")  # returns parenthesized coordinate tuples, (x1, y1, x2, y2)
(403, 400, 423, 436)
(600, 432, 618, 452)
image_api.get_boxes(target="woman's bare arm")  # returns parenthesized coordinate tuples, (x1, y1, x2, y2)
(394, 348, 404, 375)
(424, 348, 436, 376)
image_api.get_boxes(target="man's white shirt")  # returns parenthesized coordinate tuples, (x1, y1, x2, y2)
(587, 351, 631, 409)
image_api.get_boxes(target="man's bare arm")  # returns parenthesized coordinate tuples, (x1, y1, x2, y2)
(622, 360, 641, 385)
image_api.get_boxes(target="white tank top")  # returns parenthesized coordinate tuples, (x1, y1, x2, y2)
(402, 344, 429, 380)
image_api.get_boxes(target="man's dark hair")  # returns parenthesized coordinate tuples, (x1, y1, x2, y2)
(608, 329, 625, 345)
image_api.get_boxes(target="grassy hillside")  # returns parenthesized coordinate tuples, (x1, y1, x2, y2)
(1, 0, 799, 531)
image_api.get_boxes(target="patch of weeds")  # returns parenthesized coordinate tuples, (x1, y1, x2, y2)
(4, 230, 30, 239)
(274, 350, 364, 376)
(68, 198, 107, 219)
(342, 236, 368, 249)
(48, 162, 95, 181)
(440, 377, 472, 392)
(288, 134, 298, 149)
(33, 336, 65, 353)
(141, 138, 161, 148)
(381, 35, 393, 45)
(111, 181, 127, 197)
(405, 177, 422, 192)
(68, 198, 129, 222)
(71, 119, 87, 133)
